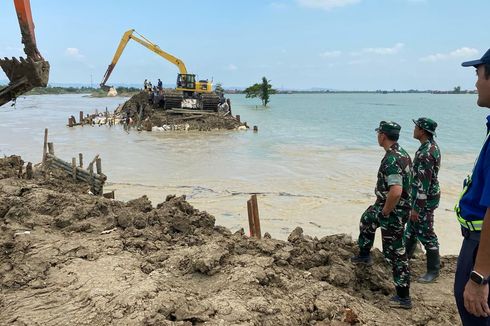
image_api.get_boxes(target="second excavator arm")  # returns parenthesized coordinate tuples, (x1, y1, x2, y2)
(0, 0, 50, 107)
(100, 29, 187, 91)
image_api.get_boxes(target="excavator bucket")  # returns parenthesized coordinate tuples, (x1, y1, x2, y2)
(0, 0, 49, 107)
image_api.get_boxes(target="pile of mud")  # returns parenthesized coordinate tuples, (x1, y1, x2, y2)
(0, 156, 459, 325)
(115, 91, 246, 131)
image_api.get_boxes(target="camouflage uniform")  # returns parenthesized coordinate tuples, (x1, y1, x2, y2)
(404, 138, 441, 251)
(358, 129, 413, 288)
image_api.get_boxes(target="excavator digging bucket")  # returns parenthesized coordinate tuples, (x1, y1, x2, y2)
(0, 56, 50, 106)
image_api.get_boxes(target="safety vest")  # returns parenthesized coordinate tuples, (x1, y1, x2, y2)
(455, 132, 490, 231)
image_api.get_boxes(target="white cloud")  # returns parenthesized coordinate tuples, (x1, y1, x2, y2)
(419, 47, 478, 62)
(296, 0, 361, 11)
(320, 50, 342, 58)
(350, 43, 404, 56)
(65, 47, 85, 60)
(270, 2, 289, 10)
(226, 64, 238, 71)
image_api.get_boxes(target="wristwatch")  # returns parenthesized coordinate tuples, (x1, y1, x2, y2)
(470, 270, 489, 285)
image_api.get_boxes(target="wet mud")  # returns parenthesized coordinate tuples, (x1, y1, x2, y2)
(0, 155, 459, 325)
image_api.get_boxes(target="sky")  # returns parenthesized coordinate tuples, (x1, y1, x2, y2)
(1, 0, 488, 90)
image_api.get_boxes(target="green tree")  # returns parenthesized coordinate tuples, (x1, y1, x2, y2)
(453, 86, 461, 93)
(244, 77, 276, 106)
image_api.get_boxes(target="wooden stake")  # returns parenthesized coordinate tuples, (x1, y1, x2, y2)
(236, 115, 241, 123)
(251, 194, 261, 239)
(26, 162, 33, 180)
(247, 199, 256, 237)
(68, 117, 73, 127)
(96, 158, 102, 174)
(79, 153, 83, 168)
(71, 157, 77, 181)
(48, 142, 54, 155)
(80, 111, 84, 125)
(42, 128, 48, 164)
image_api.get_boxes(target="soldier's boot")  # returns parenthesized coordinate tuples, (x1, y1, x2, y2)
(350, 249, 373, 266)
(405, 237, 417, 260)
(389, 286, 412, 309)
(417, 248, 440, 283)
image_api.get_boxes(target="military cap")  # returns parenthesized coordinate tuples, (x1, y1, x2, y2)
(412, 117, 437, 136)
(375, 121, 401, 135)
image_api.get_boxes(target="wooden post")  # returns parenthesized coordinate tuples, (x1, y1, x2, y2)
(236, 115, 241, 123)
(79, 153, 83, 168)
(88, 163, 94, 194)
(42, 128, 48, 164)
(71, 158, 77, 181)
(247, 199, 256, 237)
(68, 117, 73, 127)
(79, 111, 84, 125)
(251, 194, 261, 239)
(96, 158, 102, 175)
(26, 162, 33, 179)
(226, 98, 232, 116)
(47, 142, 54, 155)
(103, 190, 115, 199)
(253, 126, 258, 132)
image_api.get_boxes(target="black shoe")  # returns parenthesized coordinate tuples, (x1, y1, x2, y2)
(389, 295, 412, 309)
(350, 255, 373, 266)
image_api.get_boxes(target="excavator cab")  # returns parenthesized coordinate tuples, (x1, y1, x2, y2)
(176, 74, 212, 94)
(176, 74, 196, 90)
(0, 0, 50, 107)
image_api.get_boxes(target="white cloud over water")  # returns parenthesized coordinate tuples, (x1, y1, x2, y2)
(351, 43, 404, 56)
(419, 47, 479, 62)
(296, 0, 361, 11)
(65, 47, 85, 60)
(320, 50, 342, 58)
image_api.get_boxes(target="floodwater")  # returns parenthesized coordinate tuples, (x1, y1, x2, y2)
(0, 92, 487, 254)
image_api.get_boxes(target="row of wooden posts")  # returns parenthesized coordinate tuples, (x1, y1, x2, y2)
(68, 109, 120, 128)
(69, 111, 258, 132)
(42, 128, 108, 196)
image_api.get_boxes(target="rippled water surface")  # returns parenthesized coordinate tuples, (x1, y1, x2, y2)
(0, 93, 487, 254)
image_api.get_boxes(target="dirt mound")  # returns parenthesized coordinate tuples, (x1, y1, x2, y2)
(114, 91, 245, 131)
(0, 156, 459, 325)
(0, 155, 23, 178)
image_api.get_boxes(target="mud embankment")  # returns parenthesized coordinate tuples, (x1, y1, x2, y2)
(115, 91, 246, 132)
(0, 155, 459, 325)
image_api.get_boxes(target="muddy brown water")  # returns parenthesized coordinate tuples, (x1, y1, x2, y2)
(0, 94, 472, 254)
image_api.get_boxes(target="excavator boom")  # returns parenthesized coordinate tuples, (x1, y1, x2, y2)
(100, 29, 187, 90)
(0, 0, 50, 107)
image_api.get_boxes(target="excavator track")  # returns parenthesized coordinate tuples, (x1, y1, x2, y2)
(153, 89, 183, 109)
(199, 92, 220, 111)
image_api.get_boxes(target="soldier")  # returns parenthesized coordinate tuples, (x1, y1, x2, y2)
(404, 117, 441, 283)
(351, 121, 413, 309)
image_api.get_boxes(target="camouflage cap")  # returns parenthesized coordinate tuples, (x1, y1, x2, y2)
(375, 121, 401, 135)
(413, 117, 437, 136)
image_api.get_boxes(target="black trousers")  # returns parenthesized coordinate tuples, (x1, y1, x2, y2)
(454, 233, 490, 326)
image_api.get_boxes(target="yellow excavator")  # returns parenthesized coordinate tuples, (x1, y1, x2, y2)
(100, 29, 219, 111)
(0, 0, 50, 107)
